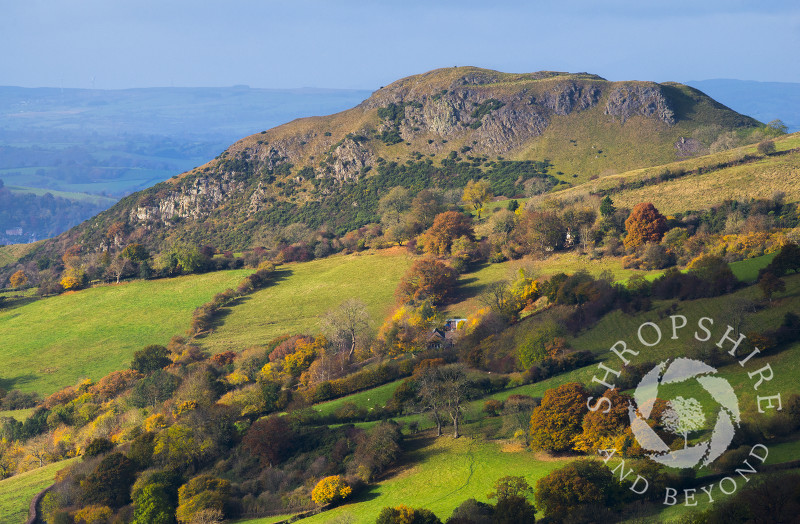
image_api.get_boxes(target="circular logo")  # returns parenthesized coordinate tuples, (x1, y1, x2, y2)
(629, 357, 741, 468)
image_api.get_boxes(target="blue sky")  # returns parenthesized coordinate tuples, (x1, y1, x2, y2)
(2, 1, 799, 89)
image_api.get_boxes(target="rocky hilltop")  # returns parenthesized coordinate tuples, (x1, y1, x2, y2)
(16, 67, 761, 263)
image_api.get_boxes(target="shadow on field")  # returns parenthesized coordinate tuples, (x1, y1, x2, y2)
(0, 373, 38, 391)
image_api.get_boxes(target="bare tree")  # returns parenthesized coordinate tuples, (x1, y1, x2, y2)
(416, 364, 470, 438)
(320, 299, 371, 360)
(106, 257, 131, 284)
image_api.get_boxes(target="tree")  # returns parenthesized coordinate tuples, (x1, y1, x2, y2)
(757, 139, 776, 155)
(529, 382, 588, 452)
(176, 475, 230, 524)
(448, 498, 494, 523)
(107, 256, 132, 284)
(572, 389, 631, 453)
(9, 270, 27, 288)
(376, 505, 442, 524)
(131, 344, 171, 374)
(662, 396, 706, 448)
(353, 421, 402, 481)
(396, 258, 458, 306)
(418, 211, 475, 256)
(768, 242, 800, 276)
(311, 475, 352, 505)
(320, 298, 371, 359)
(121, 243, 150, 264)
(767, 119, 788, 134)
(462, 179, 492, 219)
(242, 415, 294, 467)
(416, 364, 469, 438)
(60, 267, 86, 291)
(130, 370, 181, 408)
(410, 189, 446, 230)
(624, 202, 668, 250)
(758, 271, 786, 302)
(535, 460, 625, 523)
(489, 476, 533, 501)
(599, 195, 616, 218)
(133, 483, 175, 524)
(518, 211, 564, 256)
(378, 186, 412, 228)
(81, 452, 137, 508)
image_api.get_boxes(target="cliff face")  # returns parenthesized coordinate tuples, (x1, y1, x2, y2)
(23, 67, 760, 257)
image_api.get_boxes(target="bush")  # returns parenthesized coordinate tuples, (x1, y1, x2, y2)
(311, 475, 352, 505)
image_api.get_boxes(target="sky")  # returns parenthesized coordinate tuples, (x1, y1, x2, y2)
(2, 0, 799, 90)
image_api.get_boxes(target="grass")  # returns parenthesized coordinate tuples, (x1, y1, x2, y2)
(0, 408, 35, 422)
(728, 252, 776, 282)
(0, 458, 78, 524)
(313, 379, 405, 417)
(0, 270, 250, 396)
(240, 435, 572, 524)
(200, 249, 414, 355)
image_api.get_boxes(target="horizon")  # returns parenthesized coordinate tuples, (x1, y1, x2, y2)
(3, 1, 799, 90)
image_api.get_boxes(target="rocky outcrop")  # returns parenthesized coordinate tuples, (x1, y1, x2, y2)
(542, 82, 601, 115)
(131, 173, 245, 224)
(604, 84, 675, 125)
(325, 137, 373, 182)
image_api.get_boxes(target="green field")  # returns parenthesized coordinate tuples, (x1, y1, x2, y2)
(6, 185, 118, 206)
(0, 458, 77, 524)
(728, 252, 776, 282)
(0, 409, 35, 422)
(241, 436, 571, 524)
(0, 270, 250, 395)
(200, 250, 414, 354)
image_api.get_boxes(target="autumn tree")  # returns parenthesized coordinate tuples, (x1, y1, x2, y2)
(311, 475, 352, 505)
(572, 389, 632, 453)
(320, 298, 371, 359)
(418, 211, 475, 256)
(529, 382, 589, 452)
(758, 271, 786, 302)
(462, 179, 493, 219)
(409, 189, 445, 230)
(176, 475, 230, 524)
(535, 460, 625, 523)
(518, 211, 564, 256)
(624, 202, 668, 250)
(353, 421, 403, 481)
(242, 415, 294, 467)
(375, 302, 438, 355)
(9, 270, 27, 288)
(396, 258, 458, 306)
(376, 505, 442, 524)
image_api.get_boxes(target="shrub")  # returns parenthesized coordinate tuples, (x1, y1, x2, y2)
(311, 475, 352, 505)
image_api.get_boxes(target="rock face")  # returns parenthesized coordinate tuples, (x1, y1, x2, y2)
(604, 84, 675, 124)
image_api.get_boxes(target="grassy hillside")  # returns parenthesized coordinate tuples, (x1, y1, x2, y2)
(200, 249, 414, 354)
(0, 458, 77, 524)
(6, 185, 118, 206)
(243, 437, 571, 524)
(557, 132, 800, 213)
(0, 269, 250, 395)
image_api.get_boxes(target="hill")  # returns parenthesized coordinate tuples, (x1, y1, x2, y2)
(9, 67, 766, 273)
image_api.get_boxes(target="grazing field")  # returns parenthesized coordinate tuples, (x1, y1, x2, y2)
(0, 408, 35, 422)
(0, 270, 250, 396)
(241, 436, 571, 524)
(728, 252, 776, 282)
(200, 250, 415, 354)
(0, 458, 78, 524)
(0, 243, 42, 270)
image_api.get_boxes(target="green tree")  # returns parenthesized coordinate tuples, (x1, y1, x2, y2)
(121, 243, 150, 264)
(376, 505, 442, 524)
(130, 370, 181, 408)
(131, 344, 171, 374)
(133, 483, 176, 524)
(81, 452, 137, 508)
(378, 186, 412, 228)
(599, 195, 616, 218)
(176, 475, 230, 524)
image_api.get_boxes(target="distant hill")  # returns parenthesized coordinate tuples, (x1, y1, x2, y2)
(7, 67, 771, 271)
(687, 79, 800, 132)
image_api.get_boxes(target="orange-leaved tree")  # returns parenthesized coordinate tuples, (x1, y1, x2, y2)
(9, 269, 27, 288)
(418, 211, 474, 256)
(624, 202, 667, 250)
(529, 382, 589, 452)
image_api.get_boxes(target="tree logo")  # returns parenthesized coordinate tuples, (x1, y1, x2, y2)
(628, 357, 740, 468)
